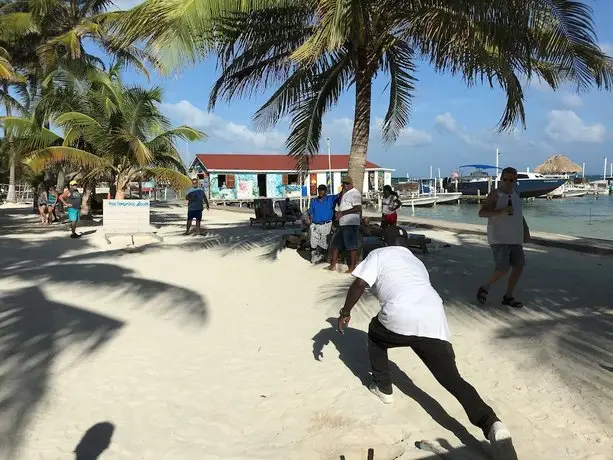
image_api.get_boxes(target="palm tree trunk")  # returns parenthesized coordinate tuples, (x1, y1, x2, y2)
(347, 60, 373, 194)
(80, 185, 92, 218)
(7, 153, 16, 202)
(56, 168, 66, 191)
(4, 84, 16, 202)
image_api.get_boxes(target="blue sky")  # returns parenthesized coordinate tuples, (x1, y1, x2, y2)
(48, 1, 613, 176)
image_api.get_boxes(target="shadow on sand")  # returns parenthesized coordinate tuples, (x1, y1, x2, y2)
(313, 318, 490, 459)
(0, 206, 209, 458)
(74, 422, 115, 460)
(317, 230, 613, 434)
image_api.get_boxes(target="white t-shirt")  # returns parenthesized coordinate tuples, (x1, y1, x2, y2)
(352, 246, 450, 341)
(338, 188, 362, 226)
(381, 194, 398, 215)
(487, 189, 524, 245)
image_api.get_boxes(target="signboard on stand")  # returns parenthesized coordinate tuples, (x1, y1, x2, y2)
(102, 199, 162, 244)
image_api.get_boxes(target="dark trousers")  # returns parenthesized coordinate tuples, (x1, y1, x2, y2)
(368, 317, 499, 438)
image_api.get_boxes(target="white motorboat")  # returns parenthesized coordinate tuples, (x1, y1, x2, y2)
(400, 195, 438, 207)
(434, 191, 462, 204)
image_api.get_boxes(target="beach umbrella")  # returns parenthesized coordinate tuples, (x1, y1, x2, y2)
(534, 154, 582, 174)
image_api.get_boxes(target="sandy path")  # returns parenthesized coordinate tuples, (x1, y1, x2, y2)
(1, 203, 612, 460)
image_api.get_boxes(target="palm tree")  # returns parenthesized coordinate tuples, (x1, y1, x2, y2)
(115, 0, 613, 191)
(0, 0, 163, 201)
(207, 2, 613, 190)
(0, 41, 27, 202)
(7, 67, 205, 201)
(0, 0, 162, 76)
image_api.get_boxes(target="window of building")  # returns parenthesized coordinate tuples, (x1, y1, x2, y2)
(217, 174, 226, 188)
(282, 173, 299, 185)
(217, 174, 236, 188)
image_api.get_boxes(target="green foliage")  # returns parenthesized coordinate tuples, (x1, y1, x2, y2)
(17, 67, 205, 193)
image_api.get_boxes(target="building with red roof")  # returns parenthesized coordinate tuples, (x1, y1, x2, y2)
(189, 153, 393, 200)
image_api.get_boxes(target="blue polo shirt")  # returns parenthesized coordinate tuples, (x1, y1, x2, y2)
(309, 195, 337, 224)
(186, 187, 205, 211)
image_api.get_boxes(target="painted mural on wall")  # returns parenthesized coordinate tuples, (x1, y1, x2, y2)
(208, 173, 261, 199)
(267, 174, 282, 198)
(205, 171, 310, 199)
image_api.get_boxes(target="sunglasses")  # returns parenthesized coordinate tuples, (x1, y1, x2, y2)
(342, 182, 350, 185)
(501, 178, 515, 182)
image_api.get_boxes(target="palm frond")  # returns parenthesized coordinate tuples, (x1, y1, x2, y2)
(285, 50, 353, 167)
(141, 166, 192, 190)
(118, 132, 154, 165)
(55, 111, 103, 131)
(24, 146, 105, 173)
(380, 40, 417, 144)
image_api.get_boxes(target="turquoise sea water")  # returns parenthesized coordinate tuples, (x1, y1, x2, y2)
(397, 194, 613, 241)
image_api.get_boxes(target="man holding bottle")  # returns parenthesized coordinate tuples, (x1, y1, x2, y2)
(477, 167, 530, 308)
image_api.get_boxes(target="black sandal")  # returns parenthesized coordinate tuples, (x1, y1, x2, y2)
(502, 295, 523, 308)
(476, 286, 488, 305)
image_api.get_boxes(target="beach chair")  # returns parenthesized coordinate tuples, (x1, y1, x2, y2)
(278, 199, 302, 228)
(360, 226, 431, 258)
(249, 199, 286, 229)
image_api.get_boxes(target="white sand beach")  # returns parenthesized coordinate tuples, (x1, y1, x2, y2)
(1, 203, 612, 460)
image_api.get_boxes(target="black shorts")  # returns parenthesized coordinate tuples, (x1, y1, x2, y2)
(187, 210, 203, 221)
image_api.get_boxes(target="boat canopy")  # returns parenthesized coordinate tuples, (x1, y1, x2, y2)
(458, 164, 501, 170)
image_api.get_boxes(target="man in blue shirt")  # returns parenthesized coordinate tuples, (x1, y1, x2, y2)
(308, 184, 337, 263)
(184, 178, 209, 236)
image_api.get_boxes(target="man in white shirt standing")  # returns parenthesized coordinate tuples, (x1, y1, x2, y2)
(337, 226, 515, 460)
(477, 166, 530, 308)
(327, 175, 362, 273)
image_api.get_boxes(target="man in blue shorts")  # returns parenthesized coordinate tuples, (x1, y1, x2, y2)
(59, 180, 82, 238)
(184, 178, 209, 236)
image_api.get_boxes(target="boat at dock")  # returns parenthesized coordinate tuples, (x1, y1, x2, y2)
(393, 177, 461, 206)
(434, 191, 463, 204)
(538, 175, 589, 199)
(399, 195, 438, 207)
(446, 165, 566, 198)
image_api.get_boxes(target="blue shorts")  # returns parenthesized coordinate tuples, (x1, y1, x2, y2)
(67, 207, 80, 222)
(332, 225, 359, 251)
(187, 209, 203, 221)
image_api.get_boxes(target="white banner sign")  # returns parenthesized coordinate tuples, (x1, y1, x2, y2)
(103, 199, 152, 234)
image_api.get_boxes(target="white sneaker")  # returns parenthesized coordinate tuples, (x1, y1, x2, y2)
(368, 383, 393, 404)
(488, 421, 517, 460)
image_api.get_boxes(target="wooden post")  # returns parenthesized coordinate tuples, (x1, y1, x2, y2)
(367, 448, 374, 460)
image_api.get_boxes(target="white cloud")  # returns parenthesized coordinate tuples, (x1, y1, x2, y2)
(396, 126, 432, 146)
(434, 112, 458, 133)
(601, 42, 613, 56)
(372, 117, 432, 147)
(323, 117, 354, 139)
(561, 92, 583, 108)
(161, 100, 287, 150)
(433, 112, 495, 150)
(545, 110, 605, 143)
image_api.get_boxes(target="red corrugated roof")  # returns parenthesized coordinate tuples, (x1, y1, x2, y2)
(194, 154, 384, 172)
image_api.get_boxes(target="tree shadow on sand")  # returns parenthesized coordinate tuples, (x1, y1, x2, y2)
(0, 206, 209, 457)
(312, 318, 490, 459)
(316, 232, 613, 431)
(0, 287, 124, 459)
